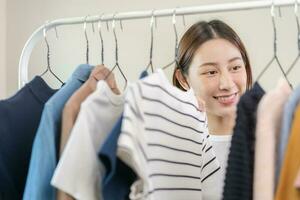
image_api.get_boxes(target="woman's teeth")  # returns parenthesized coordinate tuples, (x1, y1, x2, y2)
(214, 93, 237, 104)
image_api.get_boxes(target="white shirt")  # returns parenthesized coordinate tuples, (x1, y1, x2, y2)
(51, 81, 125, 200)
(118, 69, 220, 200)
(202, 134, 232, 200)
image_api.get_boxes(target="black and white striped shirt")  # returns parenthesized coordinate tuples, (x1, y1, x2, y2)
(118, 69, 220, 200)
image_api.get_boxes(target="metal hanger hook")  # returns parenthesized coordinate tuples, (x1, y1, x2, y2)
(173, 8, 179, 60)
(98, 13, 105, 64)
(271, 0, 275, 17)
(54, 26, 59, 39)
(175, 6, 186, 26)
(43, 21, 51, 70)
(270, 0, 277, 56)
(98, 13, 104, 30)
(147, 9, 156, 72)
(150, 10, 155, 29)
(172, 8, 177, 25)
(43, 21, 49, 39)
(149, 9, 155, 61)
(112, 12, 119, 65)
(83, 15, 89, 33)
(83, 15, 90, 64)
(112, 13, 116, 31)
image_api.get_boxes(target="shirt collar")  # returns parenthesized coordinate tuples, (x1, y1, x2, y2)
(28, 76, 57, 103)
(71, 64, 94, 83)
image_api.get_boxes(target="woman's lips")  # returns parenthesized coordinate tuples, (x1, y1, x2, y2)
(213, 93, 238, 105)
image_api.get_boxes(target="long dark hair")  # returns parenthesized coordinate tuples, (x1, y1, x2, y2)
(173, 20, 252, 91)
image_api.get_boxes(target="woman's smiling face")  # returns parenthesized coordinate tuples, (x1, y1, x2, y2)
(186, 38, 248, 117)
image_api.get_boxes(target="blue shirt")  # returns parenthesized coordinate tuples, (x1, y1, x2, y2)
(0, 76, 56, 200)
(23, 64, 93, 200)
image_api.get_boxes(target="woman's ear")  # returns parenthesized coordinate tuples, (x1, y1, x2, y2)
(175, 69, 190, 90)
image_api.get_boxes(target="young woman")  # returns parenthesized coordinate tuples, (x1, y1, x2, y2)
(173, 20, 253, 199)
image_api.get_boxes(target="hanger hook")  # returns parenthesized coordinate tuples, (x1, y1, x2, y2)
(182, 13, 186, 27)
(91, 20, 95, 34)
(285, 0, 300, 77)
(105, 12, 127, 90)
(41, 21, 64, 84)
(84, 15, 90, 64)
(98, 13, 105, 64)
(54, 26, 59, 39)
(150, 9, 155, 63)
(161, 8, 180, 70)
(112, 12, 119, 65)
(145, 9, 156, 73)
(271, 0, 278, 57)
(43, 21, 51, 71)
(176, 6, 186, 26)
(271, 0, 275, 17)
(173, 8, 179, 62)
(120, 19, 123, 31)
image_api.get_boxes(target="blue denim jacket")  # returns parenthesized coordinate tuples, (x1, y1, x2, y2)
(23, 64, 93, 200)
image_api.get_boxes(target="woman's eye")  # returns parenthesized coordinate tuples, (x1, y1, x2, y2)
(232, 66, 241, 71)
(203, 70, 217, 75)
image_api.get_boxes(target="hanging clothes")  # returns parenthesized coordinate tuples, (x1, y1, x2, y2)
(222, 82, 265, 200)
(254, 79, 292, 200)
(59, 65, 113, 156)
(276, 85, 300, 185)
(98, 70, 148, 200)
(275, 104, 300, 199)
(23, 64, 93, 200)
(117, 69, 220, 199)
(56, 65, 112, 200)
(99, 115, 137, 200)
(0, 76, 57, 200)
(51, 80, 125, 200)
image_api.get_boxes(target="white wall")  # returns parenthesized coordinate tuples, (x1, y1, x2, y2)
(5, 0, 300, 96)
(0, 0, 7, 99)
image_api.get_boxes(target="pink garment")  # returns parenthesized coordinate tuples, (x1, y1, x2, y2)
(254, 79, 292, 200)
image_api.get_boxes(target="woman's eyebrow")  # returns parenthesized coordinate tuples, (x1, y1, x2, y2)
(199, 57, 242, 68)
(199, 62, 218, 68)
(228, 57, 242, 63)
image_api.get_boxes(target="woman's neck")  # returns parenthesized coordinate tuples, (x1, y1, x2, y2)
(207, 112, 236, 136)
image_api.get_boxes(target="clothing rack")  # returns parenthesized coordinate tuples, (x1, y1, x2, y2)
(18, 0, 297, 88)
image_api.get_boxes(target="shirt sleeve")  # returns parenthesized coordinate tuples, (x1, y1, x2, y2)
(23, 105, 57, 200)
(117, 84, 146, 180)
(200, 121, 220, 184)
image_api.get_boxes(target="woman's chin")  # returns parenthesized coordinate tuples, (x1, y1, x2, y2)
(213, 105, 237, 118)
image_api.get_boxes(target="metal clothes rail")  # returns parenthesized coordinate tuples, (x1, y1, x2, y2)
(19, 0, 298, 88)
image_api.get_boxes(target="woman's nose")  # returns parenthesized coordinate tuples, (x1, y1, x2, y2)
(219, 72, 235, 90)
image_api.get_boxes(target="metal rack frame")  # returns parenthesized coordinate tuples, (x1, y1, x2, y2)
(19, 0, 297, 88)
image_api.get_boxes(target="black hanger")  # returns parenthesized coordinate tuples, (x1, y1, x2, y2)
(105, 13, 128, 89)
(256, 1, 292, 86)
(40, 21, 64, 85)
(286, 0, 300, 79)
